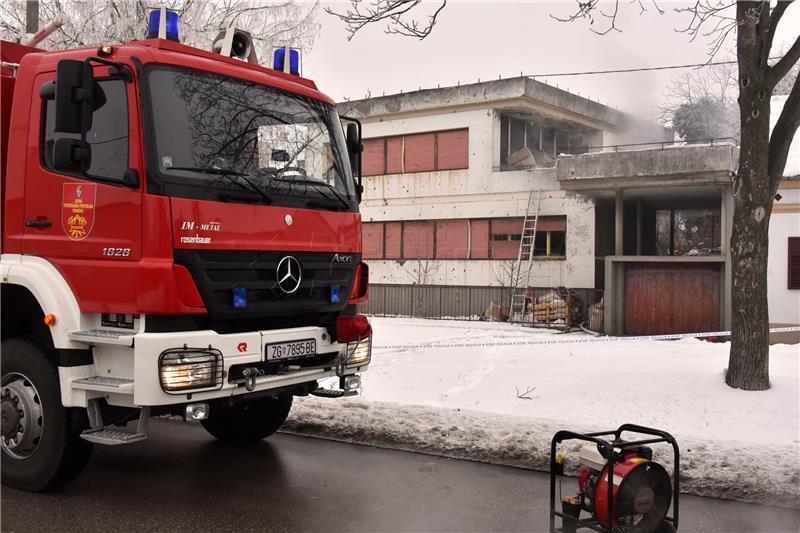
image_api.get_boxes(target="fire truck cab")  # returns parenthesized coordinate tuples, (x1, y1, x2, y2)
(1, 18, 371, 491)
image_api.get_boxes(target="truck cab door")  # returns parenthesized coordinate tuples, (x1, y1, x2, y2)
(21, 68, 143, 311)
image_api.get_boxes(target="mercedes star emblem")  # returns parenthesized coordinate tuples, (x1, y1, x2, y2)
(276, 256, 302, 294)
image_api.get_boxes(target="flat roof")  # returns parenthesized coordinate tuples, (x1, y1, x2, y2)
(337, 76, 663, 133)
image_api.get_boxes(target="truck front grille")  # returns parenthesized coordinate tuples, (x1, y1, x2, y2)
(174, 250, 359, 320)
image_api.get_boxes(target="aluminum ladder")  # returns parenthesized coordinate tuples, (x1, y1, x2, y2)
(509, 189, 541, 322)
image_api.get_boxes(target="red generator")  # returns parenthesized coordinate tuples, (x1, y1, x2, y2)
(549, 424, 679, 533)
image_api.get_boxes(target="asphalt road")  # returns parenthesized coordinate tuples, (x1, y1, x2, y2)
(2, 420, 798, 533)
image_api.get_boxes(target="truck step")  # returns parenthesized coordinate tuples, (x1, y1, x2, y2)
(69, 329, 134, 346)
(309, 387, 358, 398)
(72, 376, 134, 393)
(80, 427, 147, 445)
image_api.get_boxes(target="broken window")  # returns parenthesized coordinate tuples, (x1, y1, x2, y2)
(655, 208, 721, 256)
(533, 230, 566, 257)
(499, 113, 595, 170)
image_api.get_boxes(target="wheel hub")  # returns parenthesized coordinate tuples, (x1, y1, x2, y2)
(1, 373, 44, 459)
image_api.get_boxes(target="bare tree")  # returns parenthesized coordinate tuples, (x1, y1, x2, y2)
(402, 257, 438, 317)
(325, 0, 446, 40)
(0, 1, 319, 60)
(490, 259, 526, 311)
(658, 60, 740, 140)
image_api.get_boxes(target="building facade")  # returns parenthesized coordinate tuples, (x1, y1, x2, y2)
(340, 78, 800, 333)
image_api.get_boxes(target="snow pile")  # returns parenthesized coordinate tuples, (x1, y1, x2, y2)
(283, 317, 800, 507)
(283, 399, 800, 507)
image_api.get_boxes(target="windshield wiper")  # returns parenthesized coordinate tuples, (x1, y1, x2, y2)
(271, 177, 352, 211)
(167, 166, 272, 204)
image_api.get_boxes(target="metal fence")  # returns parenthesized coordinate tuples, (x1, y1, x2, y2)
(360, 284, 603, 329)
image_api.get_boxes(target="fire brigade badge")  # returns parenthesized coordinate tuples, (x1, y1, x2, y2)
(61, 183, 97, 240)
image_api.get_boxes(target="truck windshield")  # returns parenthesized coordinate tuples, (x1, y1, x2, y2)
(145, 65, 355, 211)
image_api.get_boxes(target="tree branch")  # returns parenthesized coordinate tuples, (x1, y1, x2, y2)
(325, 0, 447, 41)
(768, 72, 800, 187)
(766, 35, 800, 88)
(765, 0, 792, 56)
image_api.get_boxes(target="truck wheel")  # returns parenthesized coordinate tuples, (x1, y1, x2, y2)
(1, 338, 93, 491)
(201, 395, 293, 443)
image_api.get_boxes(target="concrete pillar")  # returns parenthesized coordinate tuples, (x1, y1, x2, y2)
(636, 199, 642, 255)
(615, 189, 624, 256)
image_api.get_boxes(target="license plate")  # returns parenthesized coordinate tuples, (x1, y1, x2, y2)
(265, 339, 317, 362)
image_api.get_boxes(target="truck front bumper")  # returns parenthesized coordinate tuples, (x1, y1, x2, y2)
(131, 325, 370, 406)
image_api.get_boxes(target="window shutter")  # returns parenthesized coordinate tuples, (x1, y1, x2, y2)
(362, 223, 384, 259)
(470, 220, 490, 259)
(436, 129, 469, 170)
(385, 222, 403, 259)
(789, 237, 800, 290)
(537, 216, 567, 232)
(361, 138, 385, 176)
(402, 221, 435, 259)
(386, 136, 404, 174)
(403, 133, 436, 173)
(435, 220, 470, 259)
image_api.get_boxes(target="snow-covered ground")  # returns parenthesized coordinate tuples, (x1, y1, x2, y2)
(284, 317, 800, 506)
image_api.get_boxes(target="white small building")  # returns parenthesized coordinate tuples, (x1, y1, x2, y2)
(769, 95, 800, 326)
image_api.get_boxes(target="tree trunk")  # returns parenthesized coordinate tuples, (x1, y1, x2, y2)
(726, 2, 775, 391)
(727, 182, 772, 390)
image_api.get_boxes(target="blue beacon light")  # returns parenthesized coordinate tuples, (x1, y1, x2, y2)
(273, 48, 300, 76)
(232, 287, 248, 309)
(148, 8, 180, 42)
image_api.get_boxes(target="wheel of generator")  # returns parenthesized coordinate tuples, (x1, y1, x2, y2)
(201, 395, 293, 443)
(1, 338, 93, 491)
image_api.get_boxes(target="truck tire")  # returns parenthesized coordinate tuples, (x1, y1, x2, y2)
(201, 395, 293, 443)
(1, 338, 93, 491)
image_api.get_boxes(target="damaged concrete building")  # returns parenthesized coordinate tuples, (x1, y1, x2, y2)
(339, 77, 800, 335)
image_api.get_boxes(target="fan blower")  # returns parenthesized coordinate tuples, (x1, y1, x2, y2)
(549, 424, 679, 533)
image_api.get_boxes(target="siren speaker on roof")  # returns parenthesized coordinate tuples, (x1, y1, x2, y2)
(211, 28, 258, 64)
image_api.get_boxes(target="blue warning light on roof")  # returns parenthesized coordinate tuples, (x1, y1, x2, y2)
(148, 9, 179, 42)
(273, 48, 300, 76)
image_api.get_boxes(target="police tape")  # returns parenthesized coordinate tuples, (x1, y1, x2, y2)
(371, 326, 800, 352)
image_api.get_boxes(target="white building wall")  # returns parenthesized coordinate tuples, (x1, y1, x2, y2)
(768, 187, 800, 325)
(360, 108, 596, 288)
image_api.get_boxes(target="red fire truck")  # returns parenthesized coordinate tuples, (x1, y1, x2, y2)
(0, 12, 371, 491)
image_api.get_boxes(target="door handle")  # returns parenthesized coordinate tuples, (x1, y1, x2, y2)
(26, 219, 53, 228)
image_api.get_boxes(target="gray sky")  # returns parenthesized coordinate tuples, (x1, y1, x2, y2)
(305, 1, 800, 121)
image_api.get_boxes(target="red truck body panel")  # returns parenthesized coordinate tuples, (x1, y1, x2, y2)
(1, 38, 362, 316)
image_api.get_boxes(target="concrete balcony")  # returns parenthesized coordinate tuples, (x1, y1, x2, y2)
(556, 143, 739, 191)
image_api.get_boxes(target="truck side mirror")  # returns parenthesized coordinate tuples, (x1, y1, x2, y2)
(345, 121, 363, 201)
(55, 59, 94, 134)
(53, 138, 91, 173)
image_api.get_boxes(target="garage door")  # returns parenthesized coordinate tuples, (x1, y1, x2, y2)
(624, 262, 721, 335)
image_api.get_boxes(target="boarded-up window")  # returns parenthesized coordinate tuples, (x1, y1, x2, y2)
(403, 221, 435, 259)
(790, 237, 800, 290)
(490, 218, 524, 259)
(435, 220, 469, 258)
(404, 133, 436, 173)
(385, 222, 402, 259)
(362, 138, 385, 176)
(362, 223, 384, 259)
(470, 219, 489, 259)
(436, 129, 469, 170)
(386, 136, 404, 174)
